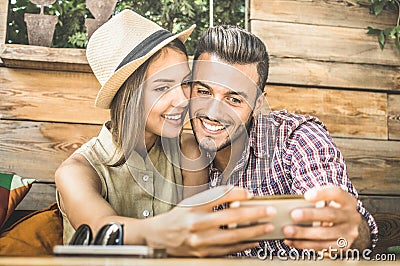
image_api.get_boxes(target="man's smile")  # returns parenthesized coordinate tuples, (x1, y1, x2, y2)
(198, 116, 228, 134)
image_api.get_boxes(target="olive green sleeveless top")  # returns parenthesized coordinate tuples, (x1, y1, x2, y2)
(57, 122, 183, 244)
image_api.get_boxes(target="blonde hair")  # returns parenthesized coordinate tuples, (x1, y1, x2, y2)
(109, 39, 187, 166)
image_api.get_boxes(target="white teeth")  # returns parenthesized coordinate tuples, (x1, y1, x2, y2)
(202, 120, 225, 131)
(164, 114, 181, 120)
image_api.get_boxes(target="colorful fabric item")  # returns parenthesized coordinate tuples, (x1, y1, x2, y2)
(209, 110, 378, 256)
(0, 202, 62, 255)
(0, 173, 36, 229)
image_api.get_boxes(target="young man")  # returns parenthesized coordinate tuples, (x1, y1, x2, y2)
(187, 25, 377, 256)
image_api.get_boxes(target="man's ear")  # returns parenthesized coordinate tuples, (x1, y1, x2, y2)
(254, 91, 270, 116)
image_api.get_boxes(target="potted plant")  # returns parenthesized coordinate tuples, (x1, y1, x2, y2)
(24, 0, 57, 47)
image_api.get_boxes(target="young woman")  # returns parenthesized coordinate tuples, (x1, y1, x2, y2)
(55, 10, 274, 257)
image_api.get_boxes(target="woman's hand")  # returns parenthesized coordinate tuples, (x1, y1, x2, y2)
(143, 186, 277, 257)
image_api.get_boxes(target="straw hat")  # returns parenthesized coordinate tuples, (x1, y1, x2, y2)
(86, 9, 195, 109)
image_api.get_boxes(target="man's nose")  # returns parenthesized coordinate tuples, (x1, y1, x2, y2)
(204, 98, 224, 118)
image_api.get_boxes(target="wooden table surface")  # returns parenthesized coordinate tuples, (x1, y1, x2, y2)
(0, 256, 398, 266)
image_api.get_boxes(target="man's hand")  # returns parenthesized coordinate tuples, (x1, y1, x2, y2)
(143, 186, 277, 257)
(282, 186, 371, 252)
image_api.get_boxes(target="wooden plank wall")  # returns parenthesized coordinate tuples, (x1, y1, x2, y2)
(251, 0, 400, 252)
(0, 62, 108, 209)
(0, 0, 107, 208)
(0, 1, 6, 42)
(0, 1, 399, 248)
(0, 1, 107, 209)
(0, 0, 8, 65)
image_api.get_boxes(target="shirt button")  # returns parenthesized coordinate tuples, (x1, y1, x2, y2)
(142, 175, 149, 182)
(143, 210, 150, 218)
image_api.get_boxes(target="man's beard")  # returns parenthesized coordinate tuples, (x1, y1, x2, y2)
(192, 114, 254, 153)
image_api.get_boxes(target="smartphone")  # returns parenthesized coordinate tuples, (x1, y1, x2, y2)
(53, 245, 167, 258)
(228, 194, 325, 241)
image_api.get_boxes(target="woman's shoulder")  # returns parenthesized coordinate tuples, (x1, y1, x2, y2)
(55, 153, 95, 180)
(55, 153, 103, 193)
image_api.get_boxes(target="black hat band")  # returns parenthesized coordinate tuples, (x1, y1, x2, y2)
(115, 29, 174, 71)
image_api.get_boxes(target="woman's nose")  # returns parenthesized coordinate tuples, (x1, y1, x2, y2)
(172, 84, 189, 108)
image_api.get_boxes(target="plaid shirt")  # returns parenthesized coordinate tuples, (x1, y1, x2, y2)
(209, 110, 378, 256)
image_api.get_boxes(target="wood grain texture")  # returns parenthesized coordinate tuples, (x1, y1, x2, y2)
(388, 94, 400, 140)
(0, 120, 101, 181)
(251, 20, 400, 67)
(267, 85, 388, 139)
(0, 44, 91, 72)
(249, 0, 400, 91)
(268, 57, 400, 91)
(360, 196, 400, 214)
(0, 0, 7, 65)
(0, 67, 389, 139)
(16, 183, 56, 211)
(373, 213, 400, 256)
(1, 120, 398, 195)
(360, 196, 400, 255)
(1, 59, 91, 73)
(335, 138, 400, 195)
(0, 67, 109, 124)
(250, 0, 398, 29)
(0, 0, 7, 45)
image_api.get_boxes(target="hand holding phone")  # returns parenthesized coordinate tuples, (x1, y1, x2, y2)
(228, 194, 325, 241)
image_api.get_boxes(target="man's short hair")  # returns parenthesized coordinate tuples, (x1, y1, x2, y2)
(194, 25, 269, 91)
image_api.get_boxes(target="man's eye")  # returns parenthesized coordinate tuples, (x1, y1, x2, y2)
(228, 97, 242, 104)
(155, 86, 169, 92)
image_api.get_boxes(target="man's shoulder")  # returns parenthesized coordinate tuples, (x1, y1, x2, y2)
(255, 110, 329, 143)
(269, 110, 322, 125)
(267, 110, 326, 132)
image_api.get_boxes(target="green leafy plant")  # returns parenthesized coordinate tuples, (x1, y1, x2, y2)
(7, 0, 245, 54)
(366, 0, 400, 52)
(7, 0, 88, 48)
(68, 31, 87, 48)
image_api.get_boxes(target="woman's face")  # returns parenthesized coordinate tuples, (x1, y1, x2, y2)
(143, 47, 191, 141)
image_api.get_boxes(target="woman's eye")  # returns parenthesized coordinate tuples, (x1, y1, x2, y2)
(155, 86, 169, 92)
(181, 81, 191, 90)
(197, 88, 211, 95)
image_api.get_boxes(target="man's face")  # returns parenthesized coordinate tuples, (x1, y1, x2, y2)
(189, 53, 260, 152)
